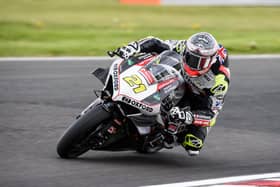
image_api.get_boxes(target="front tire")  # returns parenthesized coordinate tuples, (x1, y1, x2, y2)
(56, 104, 112, 158)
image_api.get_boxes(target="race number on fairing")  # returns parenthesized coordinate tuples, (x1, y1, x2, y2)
(123, 74, 147, 94)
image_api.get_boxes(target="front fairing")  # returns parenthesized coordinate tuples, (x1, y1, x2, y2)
(106, 52, 185, 116)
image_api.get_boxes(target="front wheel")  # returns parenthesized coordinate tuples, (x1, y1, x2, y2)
(56, 104, 112, 158)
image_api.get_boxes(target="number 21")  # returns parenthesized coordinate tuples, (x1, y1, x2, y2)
(123, 75, 146, 93)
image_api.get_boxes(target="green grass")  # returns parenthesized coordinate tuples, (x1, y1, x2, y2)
(0, 0, 280, 56)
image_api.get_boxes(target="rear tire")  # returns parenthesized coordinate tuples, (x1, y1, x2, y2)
(56, 104, 112, 159)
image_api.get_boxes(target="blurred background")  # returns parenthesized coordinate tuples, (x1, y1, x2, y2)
(0, 0, 279, 56)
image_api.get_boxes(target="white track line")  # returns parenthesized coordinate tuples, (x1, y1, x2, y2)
(231, 54, 280, 60)
(0, 55, 280, 62)
(140, 172, 280, 187)
(264, 178, 280, 181)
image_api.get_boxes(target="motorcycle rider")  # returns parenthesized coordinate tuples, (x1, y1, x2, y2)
(112, 32, 230, 156)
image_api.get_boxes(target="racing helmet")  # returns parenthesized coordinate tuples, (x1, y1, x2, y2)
(183, 32, 219, 77)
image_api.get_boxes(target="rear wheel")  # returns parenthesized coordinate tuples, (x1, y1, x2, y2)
(56, 104, 112, 158)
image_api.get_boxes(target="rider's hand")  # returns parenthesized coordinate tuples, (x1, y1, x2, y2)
(115, 41, 140, 59)
(169, 107, 193, 125)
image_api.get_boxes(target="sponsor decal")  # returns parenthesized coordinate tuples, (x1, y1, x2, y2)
(193, 119, 211, 127)
(139, 68, 155, 84)
(193, 114, 211, 127)
(122, 96, 153, 112)
(193, 114, 211, 120)
(113, 63, 119, 91)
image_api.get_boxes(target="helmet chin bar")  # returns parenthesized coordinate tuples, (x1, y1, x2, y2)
(183, 63, 212, 78)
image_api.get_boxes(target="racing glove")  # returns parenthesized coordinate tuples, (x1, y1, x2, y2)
(115, 41, 140, 59)
(169, 107, 193, 125)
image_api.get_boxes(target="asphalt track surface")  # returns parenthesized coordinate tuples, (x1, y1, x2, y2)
(0, 56, 279, 187)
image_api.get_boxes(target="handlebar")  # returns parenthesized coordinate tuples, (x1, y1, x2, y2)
(107, 51, 116, 57)
(107, 50, 124, 59)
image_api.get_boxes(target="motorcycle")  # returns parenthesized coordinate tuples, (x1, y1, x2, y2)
(57, 50, 189, 158)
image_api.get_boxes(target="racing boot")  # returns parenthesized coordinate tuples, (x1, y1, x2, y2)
(179, 125, 207, 156)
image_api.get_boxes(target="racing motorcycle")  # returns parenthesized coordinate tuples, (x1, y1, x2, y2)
(57, 50, 189, 158)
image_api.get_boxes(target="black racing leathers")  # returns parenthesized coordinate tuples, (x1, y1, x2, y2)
(137, 36, 230, 152)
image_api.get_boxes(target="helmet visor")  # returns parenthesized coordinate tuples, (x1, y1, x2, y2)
(185, 51, 213, 71)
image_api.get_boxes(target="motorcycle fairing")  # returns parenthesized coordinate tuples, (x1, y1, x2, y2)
(104, 53, 185, 116)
